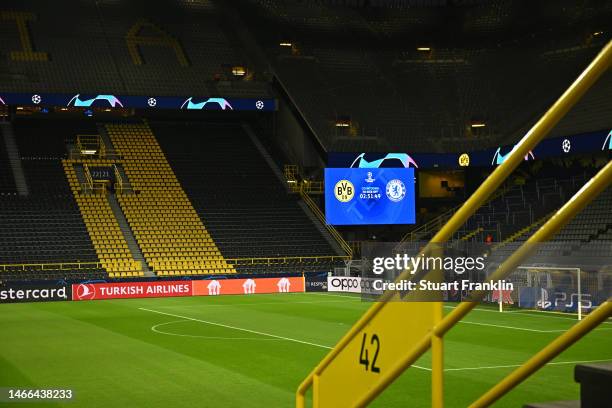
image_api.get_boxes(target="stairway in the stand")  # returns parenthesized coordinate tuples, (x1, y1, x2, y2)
(297, 200, 346, 257)
(107, 193, 154, 277)
(74, 163, 87, 185)
(96, 123, 116, 155)
(0, 122, 29, 196)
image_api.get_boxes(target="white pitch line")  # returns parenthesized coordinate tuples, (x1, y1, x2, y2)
(511, 309, 612, 325)
(139, 307, 431, 372)
(164, 299, 361, 309)
(151, 320, 282, 341)
(443, 304, 612, 325)
(443, 305, 508, 313)
(444, 358, 612, 372)
(309, 293, 362, 300)
(140, 307, 333, 349)
(458, 320, 567, 333)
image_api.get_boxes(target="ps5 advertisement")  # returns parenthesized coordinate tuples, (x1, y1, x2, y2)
(325, 168, 416, 225)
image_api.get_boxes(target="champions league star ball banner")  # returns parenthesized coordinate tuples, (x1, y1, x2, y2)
(324, 168, 416, 225)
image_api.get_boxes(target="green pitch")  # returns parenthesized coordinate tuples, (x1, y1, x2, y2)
(1, 293, 610, 407)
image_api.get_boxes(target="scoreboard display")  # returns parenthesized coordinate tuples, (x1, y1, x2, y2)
(324, 168, 416, 225)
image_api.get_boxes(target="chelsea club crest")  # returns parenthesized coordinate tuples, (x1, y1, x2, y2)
(386, 179, 406, 202)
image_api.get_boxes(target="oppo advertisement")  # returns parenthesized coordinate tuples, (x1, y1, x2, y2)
(325, 168, 416, 225)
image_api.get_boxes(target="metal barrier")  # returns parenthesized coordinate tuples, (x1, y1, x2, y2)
(283, 165, 348, 255)
(0, 262, 103, 272)
(297, 40, 612, 408)
(226, 255, 350, 265)
(113, 163, 133, 194)
(299, 185, 353, 258)
(0, 256, 348, 274)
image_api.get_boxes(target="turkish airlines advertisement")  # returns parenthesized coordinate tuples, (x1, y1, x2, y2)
(192, 277, 304, 296)
(72, 281, 193, 301)
(71, 277, 304, 301)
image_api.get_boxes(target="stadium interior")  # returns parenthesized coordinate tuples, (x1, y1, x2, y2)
(0, 0, 611, 407)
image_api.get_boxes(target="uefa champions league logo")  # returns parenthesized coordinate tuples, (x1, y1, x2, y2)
(385, 179, 406, 202)
(562, 139, 571, 153)
(365, 172, 375, 183)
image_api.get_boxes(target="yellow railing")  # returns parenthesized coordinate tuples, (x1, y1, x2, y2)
(81, 163, 94, 193)
(284, 165, 324, 194)
(459, 226, 483, 241)
(470, 301, 612, 407)
(70, 134, 123, 160)
(492, 211, 553, 251)
(399, 181, 514, 244)
(297, 40, 612, 408)
(299, 185, 353, 258)
(400, 206, 456, 243)
(301, 180, 324, 194)
(72, 134, 105, 159)
(0, 256, 347, 274)
(226, 255, 350, 265)
(113, 164, 132, 194)
(82, 163, 106, 195)
(283, 164, 350, 256)
(284, 164, 299, 182)
(0, 261, 103, 272)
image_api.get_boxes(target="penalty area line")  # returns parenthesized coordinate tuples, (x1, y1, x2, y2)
(138, 307, 432, 371)
(444, 358, 612, 372)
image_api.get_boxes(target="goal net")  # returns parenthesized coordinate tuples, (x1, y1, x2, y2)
(496, 266, 609, 320)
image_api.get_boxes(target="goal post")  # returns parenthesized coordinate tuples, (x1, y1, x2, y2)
(508, 266, 595, 320)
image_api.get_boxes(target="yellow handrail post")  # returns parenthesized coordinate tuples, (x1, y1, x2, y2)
(353, 151, 612, 408)
(470, 301, 612, 408)
(431, 302, 444, 408)
(436, 159, 612, 338)
(297, 40, 612, 408)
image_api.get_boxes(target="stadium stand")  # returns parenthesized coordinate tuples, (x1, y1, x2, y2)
(153, 121, 345, 273)
(491, 186, 612, 269)
(0, 128, 17, 194)
(106, 122, 236, 276)
(63, 159, 144, 279)
(0, 0, 270, 97)
(0, 119, 105, 280)
(241, 0, 612, 152)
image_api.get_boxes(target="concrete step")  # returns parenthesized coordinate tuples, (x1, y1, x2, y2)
(107, 193, 155, 277)
(297, 200, 345, 257)
(97, 123, 112, 148)
(0, 122, 29, 196)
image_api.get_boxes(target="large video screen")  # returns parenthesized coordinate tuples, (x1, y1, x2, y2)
(325, 168, 416, 225)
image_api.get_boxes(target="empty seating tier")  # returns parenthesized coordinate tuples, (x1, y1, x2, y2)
(63, 159, 143, 278)
(106, 123, 235, 276)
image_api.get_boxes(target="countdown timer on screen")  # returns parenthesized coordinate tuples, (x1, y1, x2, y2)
(324, 168, 416, 225)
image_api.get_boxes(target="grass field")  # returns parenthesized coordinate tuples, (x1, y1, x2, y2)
(1, 292, 610, 407)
